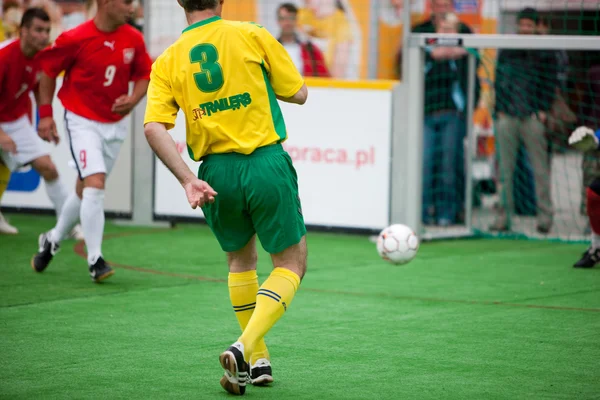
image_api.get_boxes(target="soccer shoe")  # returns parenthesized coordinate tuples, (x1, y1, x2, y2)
(68, 224, 85, 241)
(31, 232, 60, 272)
(573, 247, 600, 268)
(89, 257, 114, 283)
(249, 358, 273, 386)
(219, 342, 249, 395)
(0, 212, 18, 234)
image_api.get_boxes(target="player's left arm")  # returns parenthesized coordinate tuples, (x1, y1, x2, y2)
(112, 39, 152, 116)
(252, 25, 308, 104)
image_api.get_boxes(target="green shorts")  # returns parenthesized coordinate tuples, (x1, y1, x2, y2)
(198, 144, 306, 254)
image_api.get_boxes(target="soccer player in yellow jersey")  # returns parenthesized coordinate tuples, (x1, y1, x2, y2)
(143, 0, 308, 396)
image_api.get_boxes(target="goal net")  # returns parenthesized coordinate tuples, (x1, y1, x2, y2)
(399, 1, 600, 242)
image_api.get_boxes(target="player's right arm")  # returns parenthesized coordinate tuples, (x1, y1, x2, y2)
(277, 84, 308, 105)
(143, 55, 217, 209)
(250, 24, 308, 105)
(36, 31, 78, 144)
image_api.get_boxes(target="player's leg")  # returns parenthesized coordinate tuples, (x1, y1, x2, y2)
(0, 161, 18, 234)
(80, 171, 110, 275)
(33, 177, 85, 273)
(229, 145, 306, 382)
(33, 112, 112, 281)
(78, 119, 129, 282)
(30, 155, 68, 215)
(9, 115, 70, 216)
(490, 114, 520, 231)
(575, 177, 600, 268)
(198, 154, 259, 395)
(48, 178, 84, 244)
(225, 235, 272, 387)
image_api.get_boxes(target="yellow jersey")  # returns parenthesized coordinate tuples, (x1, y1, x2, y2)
(144, 16, 304, 160)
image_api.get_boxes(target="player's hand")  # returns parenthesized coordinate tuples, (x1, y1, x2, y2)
(112, 95, 136, 116)
(0, 133, 17, 154)
(183, 178, 218, 209)
(568, 126, 599, 152)
(38, 117, 59, 145)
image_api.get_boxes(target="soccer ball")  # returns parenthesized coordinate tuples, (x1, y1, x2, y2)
(376, 224, 419, 265)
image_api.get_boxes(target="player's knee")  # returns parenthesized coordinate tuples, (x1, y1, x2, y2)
(227, 236, 258, 272)
(83, 173, 106, 190)
(271, 236, 307, 280)
(32, 156, 59, 181)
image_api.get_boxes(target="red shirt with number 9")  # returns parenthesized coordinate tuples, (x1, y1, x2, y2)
(38, 20, 152, 123)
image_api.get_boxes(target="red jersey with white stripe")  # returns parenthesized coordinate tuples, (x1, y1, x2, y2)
(38, 20, 152, 123)
(0, 39, 40, 123)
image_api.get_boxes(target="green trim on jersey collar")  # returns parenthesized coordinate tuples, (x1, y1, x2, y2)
(182, 15, 221, 33)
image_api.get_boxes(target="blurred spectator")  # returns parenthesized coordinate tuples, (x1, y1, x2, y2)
(490, 7, 557, 234)
(297, 0, 353, 78)
(537, 16, 577, 148)
(421, 12, 480, 226)
(396, 0, 473, 79)
(127, 0, 143, 32)
(3, 0, 24, 39)
(276, 3, 329, 77)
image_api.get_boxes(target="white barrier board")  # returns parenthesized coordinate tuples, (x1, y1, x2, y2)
(153, 86, 392, 230)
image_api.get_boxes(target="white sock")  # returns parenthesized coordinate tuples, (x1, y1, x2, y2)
(45, 178, 68, 216)
(81, 187, 105, 265)
(49, 193, 81, 243)
(592, 232, 600, 250)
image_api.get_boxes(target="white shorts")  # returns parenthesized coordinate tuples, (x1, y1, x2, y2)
(64, 110, 128, 179)
(0, 115, 48, 171)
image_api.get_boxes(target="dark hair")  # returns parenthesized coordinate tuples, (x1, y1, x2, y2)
(517, 7, 538, 23)
(278, 2, 298, 15)
(181, 0, 219, 13)
(20, 7, 50, 28)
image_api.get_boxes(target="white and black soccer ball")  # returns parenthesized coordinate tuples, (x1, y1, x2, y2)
(376, 224, 419, 265)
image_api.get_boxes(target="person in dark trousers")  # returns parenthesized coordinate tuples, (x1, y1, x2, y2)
(419, 11, 480, 226)
(490, 7, 558, 234)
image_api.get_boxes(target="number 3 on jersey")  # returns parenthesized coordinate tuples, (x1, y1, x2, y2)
(190, 44, 224, 92)
(104, 65, 116, 87)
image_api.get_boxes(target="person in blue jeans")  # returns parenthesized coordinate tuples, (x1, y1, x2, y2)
(421, 13, 480, 226)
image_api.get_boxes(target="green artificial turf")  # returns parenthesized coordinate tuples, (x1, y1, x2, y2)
(1, 214, 599, 399)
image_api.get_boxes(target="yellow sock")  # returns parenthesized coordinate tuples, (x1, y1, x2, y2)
(238, 267, 301, 361)
(0, 163, 11, 201)
(228, 270, 270, 365)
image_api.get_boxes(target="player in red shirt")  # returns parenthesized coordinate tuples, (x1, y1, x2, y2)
(31, 0, 152, 282)
(0, 8, 81, 237)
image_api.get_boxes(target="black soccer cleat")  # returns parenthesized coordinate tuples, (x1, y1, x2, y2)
(89, 257, 114, 283)
(250, 358, 273, 386)
(219, 342, 249, 395)
(31, 232, 60, 273)
(573, 247, 600, 268)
